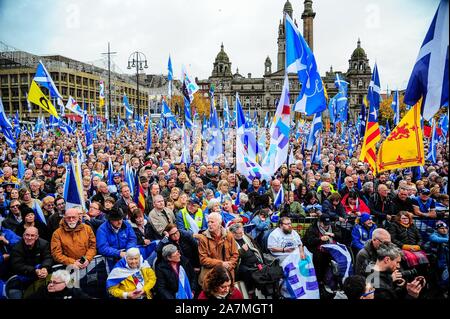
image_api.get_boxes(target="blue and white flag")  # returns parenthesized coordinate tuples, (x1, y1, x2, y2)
(391, 90, 400, 125)
(184, 97, 193, 129)
(280, 248, 320, 299)
(427, 119, 438, 163)
(274, 187, 284, 209)
(56, 149, 64, 166)
(285, 14, 326, 115)
(328, 97, 336, 124)
(321, 243, 353, 281)
(32, 200, 47, 225)
(223, 98, 230, 129)
(306, 112, 322, 150)
(77, 137, 86, 164)
(368, 63, 381, 112)
(161, 99, 179, 128)
(359, 103, 367, 139)
(33, 61, 63, 100)
(17, 156, 25, 180)
(440, 113, 448, 136)
(65, 96, 83, 116)
(181, 65, 199, 103)
(180, 124, 191, 164)
(168, 55, 173, 98)
(63, 160, 84, 209)
(106, 256, 151, 290)
(176, 265, 193, 299)
(146, 119, 152, 153)
(123, 94, 133, 120)
(404, 0, 448, 121)
(0, 97, 16, 151)
(206, 95, 223, 163)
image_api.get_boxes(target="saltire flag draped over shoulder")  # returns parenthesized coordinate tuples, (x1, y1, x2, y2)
(377, 100, 425, 173)
(403, 0, 448, 121)
(285, 14, 326, 115)
(359, 63, 381, 173)
(261, 75, 291, 175)
(0, 97, 16, 151)
(27, 81, 59, 118)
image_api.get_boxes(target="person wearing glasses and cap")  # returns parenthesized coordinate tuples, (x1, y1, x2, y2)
(412, 188, 437, 218)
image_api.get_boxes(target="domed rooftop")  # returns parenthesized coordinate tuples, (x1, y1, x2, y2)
(215, 43, 230, 63)
(351, 38, 367, 60)
(283, 0, 293, 17)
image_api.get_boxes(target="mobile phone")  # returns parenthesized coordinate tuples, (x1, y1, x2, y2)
(79, 256, 86, 264)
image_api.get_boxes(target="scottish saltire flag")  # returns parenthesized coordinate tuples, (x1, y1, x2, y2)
(184, 97, 193, 129)
(440, 113, 448, 136)
(63, 160, 83, 209)
(321, 243, 353, 281)
(328, 97, 336, 124)
(65, 96, 83, 116)
(306, 112, 322, 150)
(223, 98, 230, 129)
(77, 137, 86, 163)
(161, 99, 179, 128)
(106, 257, 151, 290)
(181, 65, 199, 103)
(391, 90, 400, 125)
(180, 124, 191, 164)
(360, 63, 381, 173)
(312, 136, 321, 164)
(17, 156, 25, 180)
(56, 149, 64, 166)
(207, 94, 223, 163)
(261, 76, 291, 175)
(0, 97, 16, 151)
(404, 0, 449, 121)
(33, 61, 62, 99)
(280, 248, 320, 299)
(359, 102, 367, 139)
(13, 111, 21, 138)
(146, 119, 152, 152)
(85, 129, 94, 156)
(274, 187, 284, 209)
(335, 73, 349, 94)
(123, 94, 133, 120)
(427, 119, 438, 163)
(168, 55, 173, 98)
(176, 265, 193, 299)
(32, 200, 47, 225)
(285, 15, 326, 115)
(385, 120, 391, 136)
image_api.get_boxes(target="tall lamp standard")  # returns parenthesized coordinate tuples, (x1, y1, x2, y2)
(127, 51, 148, 117)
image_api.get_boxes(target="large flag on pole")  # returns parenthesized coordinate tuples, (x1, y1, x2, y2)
(377, 100, 425, 173)
(285, 14, 326, 115)
(99, 80, 105, 108)
(184, 97, 193, 129)
(306, 112, 323, 150)
(123, 93, 133, 120)
(0, 97, 16, 151)
(63, 160, 84, 209)
(168, 55, 173, 98)
(28, 81, 59, 118)
(33, 61, 62, 100)
(391, 90, 400, 125)
(65, 96, 84, 116)
(403, 0, 448, 121)
(359, 63, 381, 173)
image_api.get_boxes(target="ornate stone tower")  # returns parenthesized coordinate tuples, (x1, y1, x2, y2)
(211, 43, 232, 78)
(277, 1, 293, 71)
(265, 56, 272, 75)
(346, 39, 372, 117)
(301, 0, 316, 51)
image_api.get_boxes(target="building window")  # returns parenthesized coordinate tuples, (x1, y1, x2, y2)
(0, 75, 7, 85)
(358, 80, 363, 88)
(10, 74, 18, 84)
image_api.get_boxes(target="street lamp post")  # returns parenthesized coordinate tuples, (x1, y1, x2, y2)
(127, 51, 148, 117)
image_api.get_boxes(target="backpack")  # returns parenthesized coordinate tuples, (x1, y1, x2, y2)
(251, 258, 284, 298)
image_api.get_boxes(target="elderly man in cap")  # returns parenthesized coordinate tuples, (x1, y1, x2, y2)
(96, 207, 137, 266)
(413, 188, 437, 218)
(176, 195, 207, 235)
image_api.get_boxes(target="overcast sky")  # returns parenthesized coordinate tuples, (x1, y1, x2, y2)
(0, 0, 440, 91)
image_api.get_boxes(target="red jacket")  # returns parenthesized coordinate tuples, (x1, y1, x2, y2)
(341, 193, 371, 215)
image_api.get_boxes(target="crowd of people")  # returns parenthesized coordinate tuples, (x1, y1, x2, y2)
(0, 122, 448, 300)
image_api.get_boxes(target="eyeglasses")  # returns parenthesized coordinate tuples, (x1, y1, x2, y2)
(49, 280, 65, 285)
(169, 230, 180, 237)
(10, 205, 20, 208)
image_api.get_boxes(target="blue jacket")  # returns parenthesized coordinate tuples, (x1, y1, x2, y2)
(0, 227, 21, 264)
(429, 232, 449, 269)
(351, 223, 377, 250)
(322, 200, 346, 220)
(251, 215, 270, 239)
(96, 220, 137, 258)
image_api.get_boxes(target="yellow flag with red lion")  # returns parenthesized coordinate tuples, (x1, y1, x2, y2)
(377, 100, 425, 172)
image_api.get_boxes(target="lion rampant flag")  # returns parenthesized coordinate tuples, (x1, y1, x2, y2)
(376, 100, 424, 173)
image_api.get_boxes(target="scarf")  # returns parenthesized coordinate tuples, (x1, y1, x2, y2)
(106, 256, 150, 289)
(317, 223, 334, 244)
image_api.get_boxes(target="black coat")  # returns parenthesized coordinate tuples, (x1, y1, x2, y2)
(156, 230, 200, 268)
(303, 221, 342, 254)
(368, 193, 395, 223)
(26, 286, 90, 299)
(321, 200, 346, 220)
(155, 258, 197, 299)
(387, 222, 423, 248)
(354, 240, 378, 276)
(10, 238, 53, 279)
(1, 214, 21, 234)
(16, 221, 50, 242)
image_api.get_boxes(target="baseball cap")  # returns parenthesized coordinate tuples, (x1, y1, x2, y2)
(435, 221, 448, 229)
(420, 188, 431, 195)
(320, 214, 332, 226)
(188, 195, 202, 206)
(359, 213, 372, 224)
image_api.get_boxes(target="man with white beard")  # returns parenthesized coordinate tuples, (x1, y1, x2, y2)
(50, 207, 97, 269)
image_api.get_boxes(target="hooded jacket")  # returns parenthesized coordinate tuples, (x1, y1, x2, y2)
(50, 219, 97, 265)
(96, 220, 137, 258)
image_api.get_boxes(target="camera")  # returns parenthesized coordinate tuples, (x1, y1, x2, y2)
(400, 268, 418, 281)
